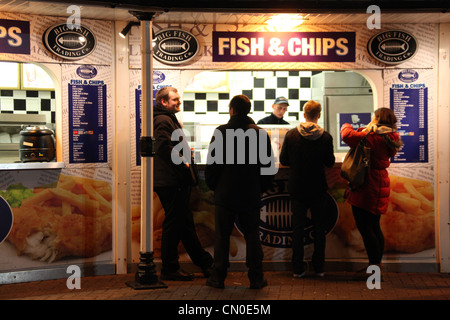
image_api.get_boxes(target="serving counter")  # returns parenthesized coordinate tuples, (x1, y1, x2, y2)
(0, 162, 64, 170)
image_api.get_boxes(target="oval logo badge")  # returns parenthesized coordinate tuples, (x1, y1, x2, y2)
(234, 180, 338, 249)
(153, 29, 199, 65)
(43, 23, 96, 61)
(367, 30, 418, 65)
(76, 65, 97, 79)
(153, 70, 166, 84)
(398, 69, 419, 83)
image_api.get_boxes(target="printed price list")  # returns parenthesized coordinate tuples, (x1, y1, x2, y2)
(390, 87, 428, 163)
(69, 83, 107, 163)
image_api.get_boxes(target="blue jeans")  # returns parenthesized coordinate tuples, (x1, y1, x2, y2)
(291, 193, 327, 274)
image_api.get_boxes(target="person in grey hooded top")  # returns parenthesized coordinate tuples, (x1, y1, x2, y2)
(279, 100, 335, 277)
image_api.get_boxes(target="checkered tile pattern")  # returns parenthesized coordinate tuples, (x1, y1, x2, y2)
(0, 90, 56, 124)
(182, 71, 314, 124)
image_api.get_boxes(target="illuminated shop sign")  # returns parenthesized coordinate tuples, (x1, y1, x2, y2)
(0, 19, 30, 54)
(213, 31, 355, 62)
(367, 30, 418, 65)
(43, 23, 96, 60)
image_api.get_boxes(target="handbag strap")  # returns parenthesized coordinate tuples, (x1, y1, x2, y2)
(359, 128, 372, 146)
(359, 128, 372, 167)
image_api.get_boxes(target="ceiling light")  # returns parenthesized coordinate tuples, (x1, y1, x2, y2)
(119, 21, 140, 38)
(266, 14, 305, 31)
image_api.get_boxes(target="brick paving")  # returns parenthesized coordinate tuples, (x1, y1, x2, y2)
(1, 271, 449, 301)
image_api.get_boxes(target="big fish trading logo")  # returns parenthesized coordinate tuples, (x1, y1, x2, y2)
(239, 180, 339, 248)
(367, 30, 418, 65)
(43, 23, 96, 60)
(153, 29, 199, 65)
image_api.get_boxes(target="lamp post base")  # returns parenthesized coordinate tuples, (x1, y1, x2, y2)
(126, 251, 168, 290)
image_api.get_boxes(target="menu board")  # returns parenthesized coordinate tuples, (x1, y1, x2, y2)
(68, 81, 107, 163)
(390, 86, 428, 163)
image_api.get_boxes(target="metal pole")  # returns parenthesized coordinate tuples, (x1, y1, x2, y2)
(140, 18, 153, 255)
(126, 12, 167, 290)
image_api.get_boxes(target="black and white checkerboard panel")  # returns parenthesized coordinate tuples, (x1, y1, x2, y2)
(182, 71, 313, 124)
(0, 90, 56, 124)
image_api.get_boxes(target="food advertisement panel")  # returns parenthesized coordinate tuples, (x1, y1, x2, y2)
(0, 168, 113, 271)
(328, 167, 435, 261)
(142, 166, 435, 264)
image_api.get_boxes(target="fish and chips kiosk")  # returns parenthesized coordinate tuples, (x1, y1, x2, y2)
(0, 4, 449, 284)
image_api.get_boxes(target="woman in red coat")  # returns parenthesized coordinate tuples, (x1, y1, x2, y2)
(340, 108, 403, 270)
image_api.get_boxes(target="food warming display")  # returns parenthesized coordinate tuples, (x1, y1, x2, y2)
(19, 126, 55, 162)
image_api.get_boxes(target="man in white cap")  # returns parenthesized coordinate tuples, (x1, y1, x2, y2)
(257, 97, 290, 125)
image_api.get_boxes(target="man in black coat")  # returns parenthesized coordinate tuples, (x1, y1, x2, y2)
(205, 95, 275, 289)
(153, 87, 213, 281)
(279, 100, 335, 278)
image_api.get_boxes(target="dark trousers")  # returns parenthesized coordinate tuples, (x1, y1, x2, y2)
(352, 205, 384, 265)
(212, 205, 264, 283)
(291, 194, 327, 274)
(155, 185, 213, 273)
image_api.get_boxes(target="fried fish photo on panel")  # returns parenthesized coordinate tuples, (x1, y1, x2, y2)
(330, 175, 435, 254)
(7, 205, 112, 262)
(380, 176, 435, 253)
(6, 174, 113, 262)
(7, 206, 61, 262)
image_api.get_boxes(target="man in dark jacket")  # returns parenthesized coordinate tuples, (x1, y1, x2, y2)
(153, 87, 213, 281)
(205, 95, 275, 289)
(279, 100, 335, 278)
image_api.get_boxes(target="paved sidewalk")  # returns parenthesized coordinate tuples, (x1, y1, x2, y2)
(1, 271, 449, 301)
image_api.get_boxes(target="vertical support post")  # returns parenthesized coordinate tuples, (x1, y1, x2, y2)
(140, 18, 153, 257)
(126, 12, 167, 290)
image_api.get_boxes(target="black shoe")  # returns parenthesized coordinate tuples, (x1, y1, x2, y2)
(202, 266, 213, 278)
(206, 276, 224, 289)
(250, 278, 268, 289)
(161, 269, 194, 281)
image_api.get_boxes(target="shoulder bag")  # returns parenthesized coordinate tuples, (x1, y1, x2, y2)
(340, 129, 371, 190)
